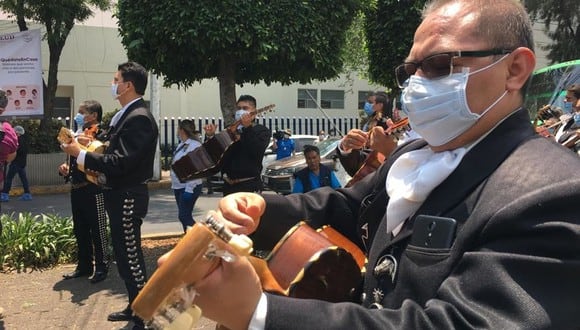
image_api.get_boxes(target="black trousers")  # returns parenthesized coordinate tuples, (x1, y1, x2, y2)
(70, 184, 109, 273)
(104, 184, 149, 305)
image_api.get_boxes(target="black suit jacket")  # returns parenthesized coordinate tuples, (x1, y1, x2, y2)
(85, 99, 159, 189)
(221, 123, 271, 179)
(254, 109, 580, 329)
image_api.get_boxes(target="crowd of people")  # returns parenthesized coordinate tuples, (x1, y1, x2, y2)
(3, 0, 580, 329)
(157, 1, 580, 329)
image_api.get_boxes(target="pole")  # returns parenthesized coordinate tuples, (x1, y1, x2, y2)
(150, 73, 161, 181)
(305, 90, 344, 137)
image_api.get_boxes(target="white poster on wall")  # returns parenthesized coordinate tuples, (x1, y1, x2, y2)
(0, 29, 43, 117)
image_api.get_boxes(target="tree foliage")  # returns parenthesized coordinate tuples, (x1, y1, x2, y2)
(365, 0, 426, 93)
(0, 0, 110, 127)
(524, 0, 580, 64)
(116, 0, 362, 122)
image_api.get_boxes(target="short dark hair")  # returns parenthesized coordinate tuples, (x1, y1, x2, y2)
(303, 144, 320, 155)
(118, 61, 148, 95)
(81, 100, 103, 122)
(237, 95, 257, 108)
(567, 84, 580, 99)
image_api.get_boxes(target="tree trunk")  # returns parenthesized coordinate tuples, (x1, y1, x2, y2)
(15, 1, 28, 32)
(40, 41, 63, 130)
(218, 56, 237, 126)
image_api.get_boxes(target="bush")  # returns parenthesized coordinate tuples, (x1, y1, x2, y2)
(9, 119, 67, 154)
(9, 110, 118, 154)
(0, 213, 77, 272)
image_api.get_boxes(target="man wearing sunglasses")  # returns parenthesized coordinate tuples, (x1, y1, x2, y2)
(165, 1, 580, 329)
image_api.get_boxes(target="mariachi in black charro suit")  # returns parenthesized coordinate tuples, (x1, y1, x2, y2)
(84, 98, 158, 305)
(250, 108, 580, 329)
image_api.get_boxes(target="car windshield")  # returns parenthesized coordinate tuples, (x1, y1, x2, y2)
(294, 137, 318, 153)
(313, 138, 339, 155)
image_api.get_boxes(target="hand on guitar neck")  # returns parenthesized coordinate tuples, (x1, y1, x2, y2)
(340, 118, 407, 155)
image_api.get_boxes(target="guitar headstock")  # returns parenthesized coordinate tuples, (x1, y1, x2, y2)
(256, 104, 276, 117)
(57, 127, 74, 144)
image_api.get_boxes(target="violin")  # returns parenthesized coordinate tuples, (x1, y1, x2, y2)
(345, 118, 410, 188)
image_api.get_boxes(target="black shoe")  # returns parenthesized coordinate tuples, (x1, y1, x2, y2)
(62, 269, 91, 280)
(132, 317, 149, 330)
(89, 270, 107, 283)
(107, 307, 133, 322)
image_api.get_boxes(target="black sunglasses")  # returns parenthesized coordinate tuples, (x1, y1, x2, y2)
(394, 49, 512, 88)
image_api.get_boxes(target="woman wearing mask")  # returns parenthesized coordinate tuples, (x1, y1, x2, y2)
(170, 120, 203, 232)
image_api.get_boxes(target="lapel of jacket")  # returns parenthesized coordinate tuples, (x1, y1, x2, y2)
(372, 108, 536, 252)
(112, 98, 144, 133)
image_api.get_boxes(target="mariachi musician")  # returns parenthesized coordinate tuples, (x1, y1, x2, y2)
(203, 94, 271, 196)
(58, 100, 109, 283)
(338, 92, 417, 182)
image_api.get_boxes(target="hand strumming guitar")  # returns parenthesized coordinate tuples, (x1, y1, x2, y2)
(239, 111, 255, 128)
(368, 126, 398, 157)
(60, 137, 82, 158)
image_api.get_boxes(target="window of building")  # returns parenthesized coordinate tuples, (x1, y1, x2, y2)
(53, 97, 72, 118)
(358, 91, 374, 109)
(297, 89, 318, 109)
(320, 89, 344, 109)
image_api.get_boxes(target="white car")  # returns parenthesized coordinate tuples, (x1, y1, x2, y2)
(262, 137, 351, 194)
(262, 134, 319, 170)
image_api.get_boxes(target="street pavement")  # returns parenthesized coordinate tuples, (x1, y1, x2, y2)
(1, 186, 225, 237)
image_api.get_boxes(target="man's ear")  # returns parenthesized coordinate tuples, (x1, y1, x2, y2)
(505, 47, 536, 92)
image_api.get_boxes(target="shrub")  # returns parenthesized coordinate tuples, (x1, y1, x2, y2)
(0, 213, 77, 272)
(9, 119, 66, 154)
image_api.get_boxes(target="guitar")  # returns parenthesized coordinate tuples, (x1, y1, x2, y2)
(131, 217, 364, 329)
(171, 104, 276, 182)
(345, 117, 410, 187)
(57, 127, 106, 185)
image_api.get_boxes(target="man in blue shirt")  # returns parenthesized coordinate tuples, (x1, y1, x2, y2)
(292, 144, 341, 193)
(274, 129, 295, 160)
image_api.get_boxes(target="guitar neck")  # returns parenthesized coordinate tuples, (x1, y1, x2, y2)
(225, 104, 276, 131)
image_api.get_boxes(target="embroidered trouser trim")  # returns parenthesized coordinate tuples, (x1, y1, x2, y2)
(105, 184, 149, 304)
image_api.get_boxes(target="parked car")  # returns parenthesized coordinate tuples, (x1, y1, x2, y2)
(262, 134, 319, 169)
(262, 137, 349, 194)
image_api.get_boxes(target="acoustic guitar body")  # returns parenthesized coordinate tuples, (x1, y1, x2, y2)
(171, 129, 236, 182)
(57, 127, 103, 185)
(266, 222, 363, 302)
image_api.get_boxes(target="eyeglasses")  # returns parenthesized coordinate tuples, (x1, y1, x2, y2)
(394, 49, 512, 88)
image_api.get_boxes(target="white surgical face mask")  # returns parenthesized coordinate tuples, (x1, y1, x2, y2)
(401, 55, 509, 147)
(74, 113, 85, 128)
(563, 101, 573, 114)
(111, 83, 119, 99)
(235, 109, 250, 121)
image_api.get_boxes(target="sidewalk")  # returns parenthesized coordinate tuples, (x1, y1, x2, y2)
(0, 171, 221, 329)
(0, 171, 225, 238)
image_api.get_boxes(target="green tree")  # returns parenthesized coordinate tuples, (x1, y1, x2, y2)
(116, 0, 362, 123)
(524, 0, 580, 64)
(365, 0, 426, 92)
(0, 0, 111, 129)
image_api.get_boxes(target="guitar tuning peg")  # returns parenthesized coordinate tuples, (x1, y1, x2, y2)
(164, 306, 202, 330)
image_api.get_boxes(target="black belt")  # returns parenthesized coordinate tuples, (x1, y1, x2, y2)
(71, 182, 90, 190)
(223, 175, 256, 185)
